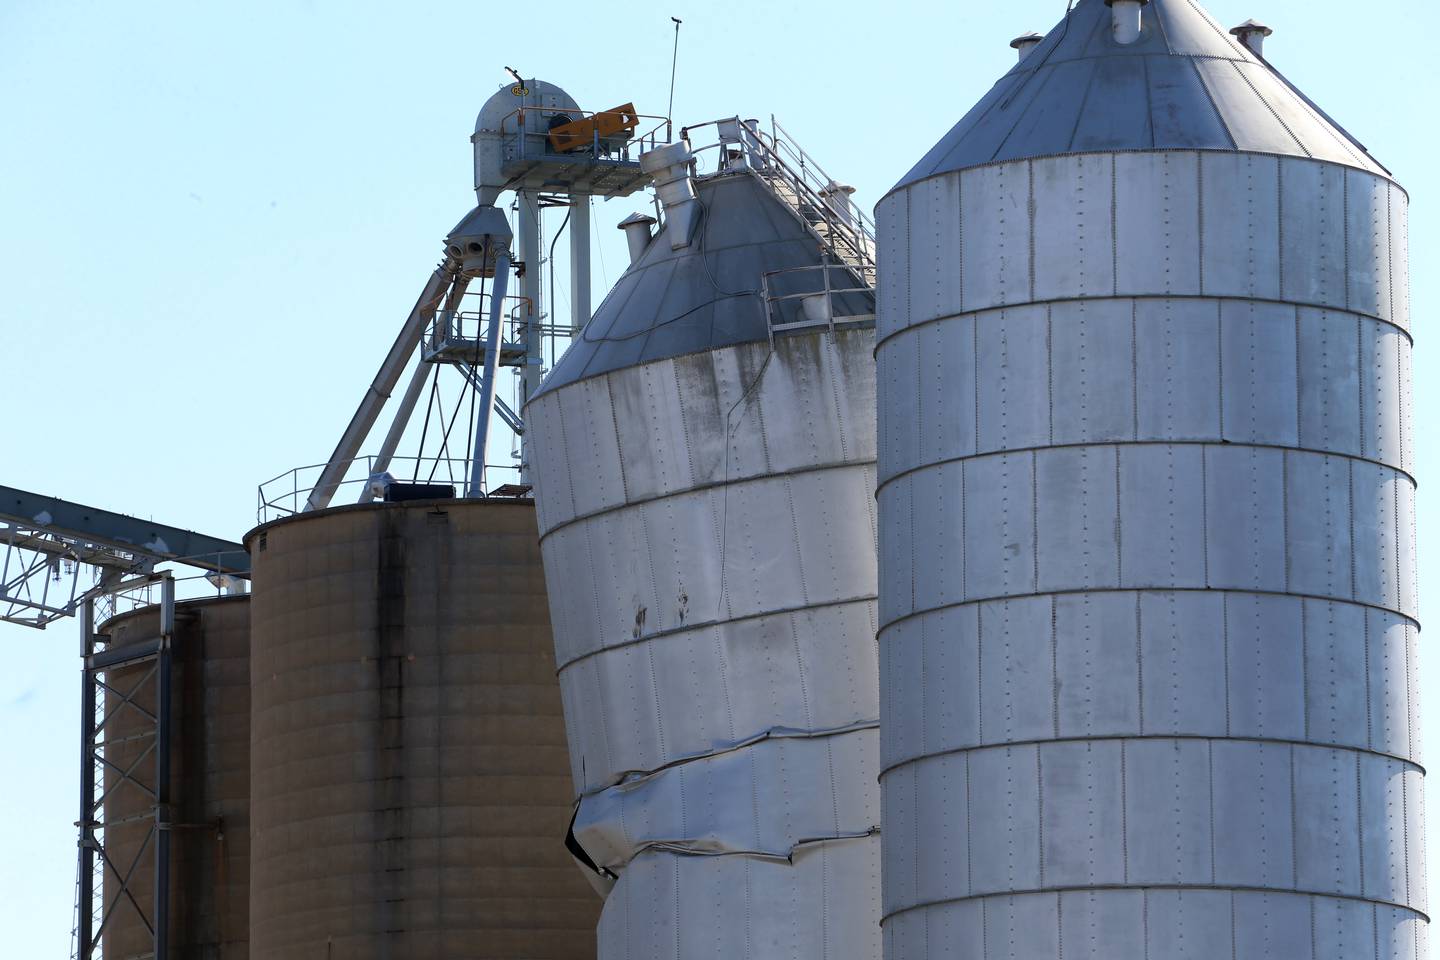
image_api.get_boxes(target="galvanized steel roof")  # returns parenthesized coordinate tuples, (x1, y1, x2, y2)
(535, 172, 874, 398)
(893, 0, 1388, 193)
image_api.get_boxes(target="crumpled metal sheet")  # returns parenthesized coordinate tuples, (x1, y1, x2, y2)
(574, 724, 879, 872)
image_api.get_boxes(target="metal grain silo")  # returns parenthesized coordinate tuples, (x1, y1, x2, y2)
(525, 124, 881, 960)
(101, 596, 251, 960)
(244, 499, 600, 959)
(875, 1, 1421, 957)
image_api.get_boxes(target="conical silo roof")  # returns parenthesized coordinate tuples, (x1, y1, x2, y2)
(893, 0, 1388, 192)
(534, 171, 873, 399)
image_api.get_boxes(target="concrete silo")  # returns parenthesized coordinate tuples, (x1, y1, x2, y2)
(875, 1, 1421, 957)
(101, 596, 251, 960)
(244, 500, 601, 958)
(525, 123, 881, 959)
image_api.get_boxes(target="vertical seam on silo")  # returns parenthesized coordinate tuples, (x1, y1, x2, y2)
(1115, 447, 1124, 588)
(1404, 622, 1414, 763)
(1222, 593, 1232, 735)
(1349, 461, 1359, 602)
(1294, 307, 1304, 448)
(1141, 889, 1151, 960)
(1209, 740, 1219, 883)
(1197, 153, 1206, 295)
(1370, 901, 1379, 960)
(1301, 601, 1311, 741)
(966, 750, 974, 897)
(1217, 302, 1226, 440)
(555, 394, 578, 522)
(1136, 594, 1145, 735)
(1290, 744, 1300, 888)
(1363, 608, 1374, 750)
(1278, 159, 1286, 298)
(1393, 470, 1402, 618)
(1111, 155, 1119, 297)
(1343, 174, 1352, 313)
(672, 363, 698, 487)
(1037, 744, 1046, 888)
(974, 315, 982, 456)
(961, 462, 969, 605)
(1131, 301, 1140, 442)
(1290, 451, 1301, 592)
(957, 174, 966, 314)
(1357, 319, 1368, 460)
(1032, 451, 1040, 593)
(1120, 739, 1130, 883)
(976, 602, 984, 745)
(1402, 751, 1412, 908)
(1229, 890, 1238, 960)
(1047, 306, 1055, 447)
(1202, 448, 1211, 587)
(1051, 596, 1060, 739)
(912, 763, 921, 926)
(1057, 890, 1065, 960)
(1028, 160, 1037, 304)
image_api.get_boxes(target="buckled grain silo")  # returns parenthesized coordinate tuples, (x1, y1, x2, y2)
(875, 0, 1422, 955)
(525, 120, 882, 960)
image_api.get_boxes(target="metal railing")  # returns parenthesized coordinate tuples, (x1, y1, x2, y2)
(256, 455, 524, 523)
(683, 116, 877, 278)
(760, 264, 877, 345)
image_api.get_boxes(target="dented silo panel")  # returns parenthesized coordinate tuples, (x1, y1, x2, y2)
(527, 145, 881, 960)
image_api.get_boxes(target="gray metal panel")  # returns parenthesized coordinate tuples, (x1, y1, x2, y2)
(1348, 170, 1395, 323)
(1033, 154, 1116, 301)
(1123, 738, 1214, 883)
(1282, 161, 1350, 310)
(1304, 599, 1370, 752)
(976, 598, 1052, 745)
(1224, 593, 1305, 741)
(1297, 308, 1364, 456)
(1054, 591, 1139, 736)
(905, 175, 962, 326)
(1133, 298, 1222, 440)
(916, 317, 977, 470)
(1200, 153, 1281, 300)
(1219, 299, 1299, 445)
(1118, 445, 1208, 589)
(966, 745, 1041, 896)
(1211, 739, 1296, 889)
(1138, 591, 1226, 735)
(1364, 323, 1406, 470)
(875, 191, 910, 343)
(1036, 446, 1121, 590)
(1193, 58, 1305, 157)
(1204, 445, 1286, 593)
(962, 455, 1036, 602)
(1369, 610, 1416, 762)
(1049, 299, 1135, 444)
(881, 324, 922, 483)
(974, 307, 1049, 452)
(1144, 889, 1235, 956)
(1231, 891, 1314, 956)
(1072, 56, 1153, 152)
(1147, 55, 1234, 150)
(1295, 746, 1364, 895)
(1115, 153, 1201, 296)
(1040, 740, 1127, 887)
(1287, 453, 1354, 600)
(959, 164, 1032, 312)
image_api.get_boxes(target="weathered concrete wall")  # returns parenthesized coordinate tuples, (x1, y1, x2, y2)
(103, 595, 251, 960)
(245, 499, 599, 959)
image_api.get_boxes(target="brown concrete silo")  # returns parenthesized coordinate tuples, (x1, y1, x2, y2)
(101, 595, 251, 960)
(245, 498, 598, 959)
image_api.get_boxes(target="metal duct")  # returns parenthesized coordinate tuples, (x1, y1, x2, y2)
(876, 0, 1421, 957)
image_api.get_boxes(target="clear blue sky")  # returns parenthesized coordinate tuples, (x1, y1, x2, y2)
(1, 0, 1436, 952)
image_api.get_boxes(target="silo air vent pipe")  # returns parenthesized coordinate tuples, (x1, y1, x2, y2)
(820, 181, 858, 227)
(639, 140, 700, 250)
(1010, 32, 1043, 61)
(617, 212, 658, 264)
(1230, 18, 1274, 57)
(1105, 0, 1149, 45)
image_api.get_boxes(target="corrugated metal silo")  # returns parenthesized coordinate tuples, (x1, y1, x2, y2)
(102, 596, 251, 960)
(244, 499, 600, 959)
(875, 1, 1421, 956)
(525, 135, 882, 959)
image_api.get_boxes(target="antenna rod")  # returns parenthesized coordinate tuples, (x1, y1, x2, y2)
(667, 17, 683, 125)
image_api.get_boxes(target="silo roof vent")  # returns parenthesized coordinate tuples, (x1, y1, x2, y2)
(1010, 32, 1044, 61)
(1230, 18, 1274, 57)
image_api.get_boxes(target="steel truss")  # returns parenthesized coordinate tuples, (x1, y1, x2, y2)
(72, 575, 175, 960)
